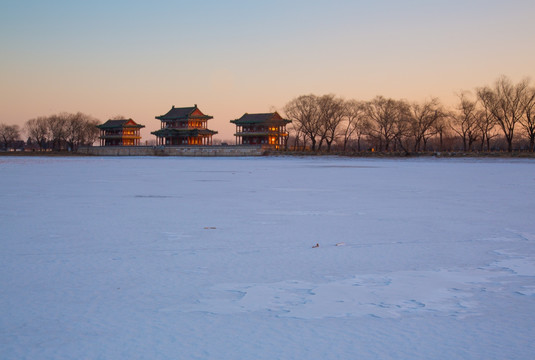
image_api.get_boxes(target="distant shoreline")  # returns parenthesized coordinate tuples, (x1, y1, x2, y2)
(266, 151, 535, 159)
(2, 150, 535, 159)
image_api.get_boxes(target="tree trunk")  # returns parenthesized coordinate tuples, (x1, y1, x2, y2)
(506, 136, 513, 152)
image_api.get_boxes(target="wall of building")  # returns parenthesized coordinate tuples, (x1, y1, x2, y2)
(77, 145, 269, 157)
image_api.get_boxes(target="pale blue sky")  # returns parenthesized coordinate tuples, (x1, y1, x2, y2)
(1, 0, 534, 139)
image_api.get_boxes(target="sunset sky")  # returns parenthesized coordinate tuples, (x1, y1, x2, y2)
(1, 0, 534, 141)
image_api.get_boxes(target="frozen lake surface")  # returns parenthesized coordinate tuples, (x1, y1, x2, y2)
(1, 156, 534, 359)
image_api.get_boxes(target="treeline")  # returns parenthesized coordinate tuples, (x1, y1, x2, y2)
(284, 76, 535, 153)
(1, 112, 100, 151)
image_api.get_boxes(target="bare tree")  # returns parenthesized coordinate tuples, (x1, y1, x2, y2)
(287, 123, 306, 150)
(284, 94, 321, 151)
(25, 117, 50, 151)
(450, 92, 480, 151)
(316, 95, 345, 152)
(340, 100, 368, 152)
(475, 88, 499, 151)
(64, 113, 84, 151)
(431, 115, 448, 152)
(365, 96, 409, 152)
(409, 98, 443, 152)
(48, 113, 69, 151)
(0, 124, 21, 150)
(392, 100, 412, 154)
(477, 76, 530, 152)
(519, 86, 535, 151)
(81, 116, 100, 147)
(365, 96, 395, 151)
(431, 115, 454, 152)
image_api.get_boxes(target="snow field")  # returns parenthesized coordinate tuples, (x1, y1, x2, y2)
(1, 156, 534, 359)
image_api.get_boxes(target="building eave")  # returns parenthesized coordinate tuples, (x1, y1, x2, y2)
(152, 128, 218, 137)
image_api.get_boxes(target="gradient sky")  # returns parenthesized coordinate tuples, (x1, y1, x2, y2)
(1, 0, 534, 141)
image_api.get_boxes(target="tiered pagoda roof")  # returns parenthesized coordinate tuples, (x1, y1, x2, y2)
(230, 112, 291, 125)
(156, 105, 213, 121)
(97, 119, 145, 129)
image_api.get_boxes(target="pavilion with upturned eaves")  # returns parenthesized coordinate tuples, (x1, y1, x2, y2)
(152, 105, 218, 146)
(96, 119, 144, 146)
(230, 112, 291, 149)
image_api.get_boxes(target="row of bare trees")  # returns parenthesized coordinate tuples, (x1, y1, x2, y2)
(284, 76, 535, 153)
(24, 112, 100, 151)
(284, 94, 447, 153)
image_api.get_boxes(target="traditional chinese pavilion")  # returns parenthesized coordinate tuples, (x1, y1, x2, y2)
(96, 119, 144, 146)
(152, 105, 218, 145)
(230, 112, 291, 148)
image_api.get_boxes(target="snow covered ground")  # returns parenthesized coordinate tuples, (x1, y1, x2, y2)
(1, 156, 534, 359)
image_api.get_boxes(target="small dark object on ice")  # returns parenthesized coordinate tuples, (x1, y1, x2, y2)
(204, 227, 216, 229)
(312, 243, 319, 248)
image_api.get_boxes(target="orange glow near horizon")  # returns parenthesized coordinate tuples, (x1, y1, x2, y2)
(1, 1, 534, 142)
